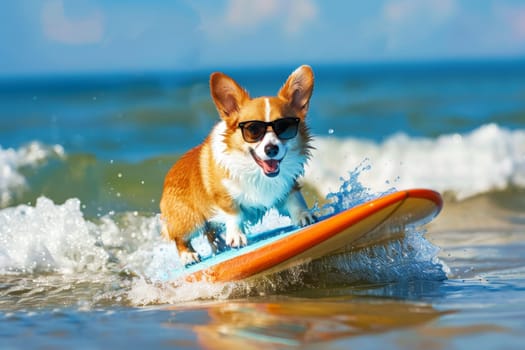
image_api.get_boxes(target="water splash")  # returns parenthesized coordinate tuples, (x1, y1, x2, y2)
(0, 197, 106, 274)
(314, 159, 396, 217)
(300, 230, 448, 285)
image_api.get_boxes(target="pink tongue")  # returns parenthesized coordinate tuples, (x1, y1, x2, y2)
(262, 159, 279, 174)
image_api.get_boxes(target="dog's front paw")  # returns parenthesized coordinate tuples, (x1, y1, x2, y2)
(225, 227, 247, 248)
(293, 211, 317, 227)
(180, 251, 200, 266)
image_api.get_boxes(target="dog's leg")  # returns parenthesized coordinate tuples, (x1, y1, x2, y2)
(222, 211, 247, 248)
(285, 189, 317, 227)
(161, 215, 201, 266)
(176, 238, 200, 266)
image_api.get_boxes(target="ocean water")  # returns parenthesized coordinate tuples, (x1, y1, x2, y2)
(1, 62, 525, 349)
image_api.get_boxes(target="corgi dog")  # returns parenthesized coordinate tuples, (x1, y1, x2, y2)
(160, 65, 316, 265)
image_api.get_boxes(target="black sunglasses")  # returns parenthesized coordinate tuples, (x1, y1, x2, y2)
(238, 117, 300, 143)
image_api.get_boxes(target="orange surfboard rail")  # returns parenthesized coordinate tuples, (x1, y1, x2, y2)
(178, 189, 442, 283)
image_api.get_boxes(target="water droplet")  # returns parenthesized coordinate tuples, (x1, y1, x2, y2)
(117, 173, 122, 178)
(328, 128, 334, 135)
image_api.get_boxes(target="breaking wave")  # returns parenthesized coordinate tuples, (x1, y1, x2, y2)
(307, 123, 525, 200)
(0, 142, 64, 207)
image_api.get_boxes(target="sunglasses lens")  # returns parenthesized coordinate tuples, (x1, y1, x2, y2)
(273, 118, 299, 139)
(239, 118, 300, 143)
(241, 121, 266, 142)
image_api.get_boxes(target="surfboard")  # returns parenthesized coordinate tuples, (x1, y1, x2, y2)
(172, 189, 442, 283)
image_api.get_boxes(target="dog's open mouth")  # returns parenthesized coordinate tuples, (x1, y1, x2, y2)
(250, 149, 280, 177)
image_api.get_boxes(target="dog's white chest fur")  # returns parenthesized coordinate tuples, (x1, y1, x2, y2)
(211, 121, 305, 210)
(221, 174, 281, 209)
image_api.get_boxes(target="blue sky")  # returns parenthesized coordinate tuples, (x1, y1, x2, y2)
(1, 0, 525, 76)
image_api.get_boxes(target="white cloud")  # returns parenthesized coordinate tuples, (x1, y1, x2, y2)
(383, 0, 457, 24)
(202, 0, 318, 38)
(41, 0, 104, 45)
(378, 0, 458, 53)
(513, 11, 525, 40)
(224, 0, 278, 28)
(498, 4, 525, 41)
(285, 0, 317, 35)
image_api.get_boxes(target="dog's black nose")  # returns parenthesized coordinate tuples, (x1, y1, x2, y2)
(264, 144, 279, 157)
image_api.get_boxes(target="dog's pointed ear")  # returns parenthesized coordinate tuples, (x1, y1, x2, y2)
(278, 65, 314, 116)
(210, 72, 250, 121)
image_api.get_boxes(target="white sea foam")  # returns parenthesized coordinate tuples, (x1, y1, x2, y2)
(0, 197, 107, 274)
(0, 191, 448, 305)
(0, 142, 64, 207)
(307, 124, 525, 199)
(0, 195, 228, 303)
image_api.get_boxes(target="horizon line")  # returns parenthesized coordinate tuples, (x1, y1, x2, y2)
(1, 56, 525, 83)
